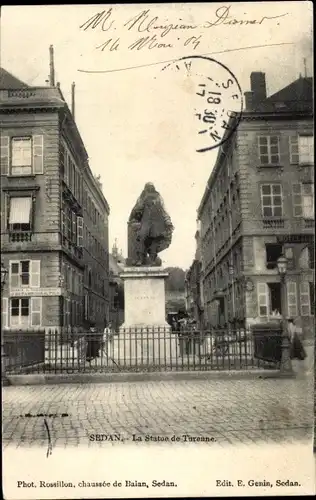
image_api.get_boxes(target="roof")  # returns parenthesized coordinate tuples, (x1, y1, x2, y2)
(253, 76, 313, 113)
(0, 68, 29, 89)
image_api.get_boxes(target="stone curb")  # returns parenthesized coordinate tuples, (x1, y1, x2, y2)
(4, 369, 297, 386)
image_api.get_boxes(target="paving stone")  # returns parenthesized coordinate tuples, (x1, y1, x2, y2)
(2, 376, 313, 449)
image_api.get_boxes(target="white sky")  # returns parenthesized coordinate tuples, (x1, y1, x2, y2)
(1, 3, 313, 269)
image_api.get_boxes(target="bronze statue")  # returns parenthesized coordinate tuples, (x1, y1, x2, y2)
(127, 183, 174, 266)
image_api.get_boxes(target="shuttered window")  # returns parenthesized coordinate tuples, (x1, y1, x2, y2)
(293, 183, 314, 218)
(2, 135, 44, 175)
(9, 260, 40, 288)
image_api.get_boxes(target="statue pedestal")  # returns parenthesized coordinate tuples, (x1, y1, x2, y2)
(120, 267, 170, 330)
(114, 267, 177, 366)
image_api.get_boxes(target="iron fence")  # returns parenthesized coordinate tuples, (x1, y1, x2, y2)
(3, 327, 283, 375)
(3, 330, 45, 373)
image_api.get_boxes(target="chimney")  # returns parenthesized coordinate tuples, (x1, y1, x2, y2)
(71, 82, 75, 119)
(250, 72, 266, 106)
(244, 91, 254, 110)
(49, 45, 55, 87)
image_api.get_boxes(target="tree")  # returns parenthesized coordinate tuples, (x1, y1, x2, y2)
(165, 267, 186, 292)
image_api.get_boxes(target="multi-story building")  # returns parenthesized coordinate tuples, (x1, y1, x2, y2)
(185, 221, 204, 326)
(1, 55, 110, 336)
(198, 72, 314, 336)
(109, 240, 125, 331)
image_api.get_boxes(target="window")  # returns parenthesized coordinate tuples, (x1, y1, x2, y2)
(1, 136, 44, 175)
(9, 297, 41, 327)
(290, 135, 314, 164)
(8, 197, 32, 232)
(11, 137, 32, 174)
(9, 260, 40, 288)
(293, 183, 314, 218)
(77, 217, 83, 246)
(300, 282, 312, 316)
(261, 184, 283, 217)
(258, 136, 280, 165)
(268, 283, 281, 315)
(258, 282, 284, 316)
(10, 298, 29, 327)
(265, 244, 283, 269)
(287, 282, 298, 317)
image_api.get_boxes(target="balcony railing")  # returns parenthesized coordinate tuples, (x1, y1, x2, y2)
(263, 218, 285, 229)
(9, 231, 33, 242)
(0, 87, 64, 107)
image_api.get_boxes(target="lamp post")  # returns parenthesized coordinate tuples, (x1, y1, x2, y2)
(1, 262, 9, 386)
(276, 255, 293, 374)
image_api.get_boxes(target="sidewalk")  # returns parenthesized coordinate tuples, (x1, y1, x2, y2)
(2, 375, 313, 450)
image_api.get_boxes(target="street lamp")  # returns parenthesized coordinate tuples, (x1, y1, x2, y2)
(1, 262, 9, 386)
(276, 255, 292, 374)
(276, 255, 288, 276)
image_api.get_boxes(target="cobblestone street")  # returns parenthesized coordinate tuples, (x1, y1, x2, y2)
(2, 375, 313, 450)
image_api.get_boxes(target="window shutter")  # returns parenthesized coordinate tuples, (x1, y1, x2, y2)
(31, 297, 42, 326)
(33, 135, 44, 174)
(30, 260, 41, 288)
(9, 261, 20, 288)
(2, 297, 8, 328)
(292, 184, 302, 217)
(300, 282, 311, 316)
(287, 281, 298, 317)
(1, 136, 10, 175)
(77, 217, 83, 246)
(257, 283, 268, 316)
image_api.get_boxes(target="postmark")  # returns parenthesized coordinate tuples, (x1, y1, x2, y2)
(161, 55, 243, 153)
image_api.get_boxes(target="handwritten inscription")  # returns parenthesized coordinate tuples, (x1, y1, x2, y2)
(79, 5, 288, 54)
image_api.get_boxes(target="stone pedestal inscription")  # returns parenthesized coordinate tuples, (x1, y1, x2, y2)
(120, 267, 170, 329)
(115, 266, 177, 364)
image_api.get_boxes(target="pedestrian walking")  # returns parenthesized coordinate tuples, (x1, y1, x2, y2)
(86, 323, 102, 362)
(288, 318, 306, 361)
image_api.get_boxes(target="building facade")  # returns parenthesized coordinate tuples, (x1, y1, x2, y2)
(109, 241, 125, 331)
(1, 65, 110, 335)
(198, 72, 314, 336)
(185, 222, 204, 326)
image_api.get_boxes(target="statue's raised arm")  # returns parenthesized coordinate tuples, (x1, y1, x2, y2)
(127, 183, 174, 267)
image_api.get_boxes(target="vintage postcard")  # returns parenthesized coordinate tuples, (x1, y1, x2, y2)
(1, 2, 315, 498)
